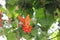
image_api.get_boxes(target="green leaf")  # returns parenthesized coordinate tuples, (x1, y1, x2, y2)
(36, 8, 44, 19)
(50, 30, 59, 40)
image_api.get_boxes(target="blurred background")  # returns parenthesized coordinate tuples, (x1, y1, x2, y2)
(0, 0, 60, 40)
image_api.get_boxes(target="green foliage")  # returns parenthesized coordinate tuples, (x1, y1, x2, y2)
(1, 0, 60, 40)
(36, 8, 44, 19)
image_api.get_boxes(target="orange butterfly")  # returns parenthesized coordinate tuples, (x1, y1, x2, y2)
(0, 10, 2, 27)
(18, 14, 32, 33)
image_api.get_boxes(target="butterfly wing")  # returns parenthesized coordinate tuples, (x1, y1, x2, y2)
(25, 14, 30, 25)
(18, 16, 25, 24)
